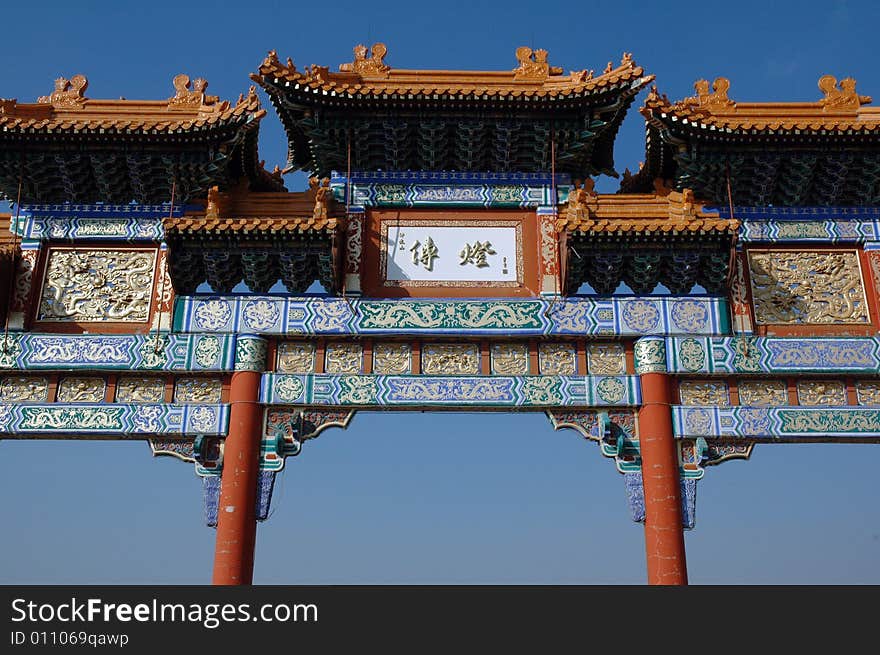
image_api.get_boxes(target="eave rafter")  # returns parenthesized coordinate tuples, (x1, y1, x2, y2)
(252, 44, 654, 178)
(628, 75, 880, 205)
(0, 74, 285, 204)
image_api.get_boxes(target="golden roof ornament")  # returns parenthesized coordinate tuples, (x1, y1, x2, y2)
(513, 47, 563, 80)
(818, 75, 872, 111)
(310, 176, 332, 220)
(684, 77, 734, 110)
(38, 75, 88, 108)
(565, 179, 598, 220)
(339, 43, 391, 77)
(167, 74, 219, 109)
(263, 50, 281, 68)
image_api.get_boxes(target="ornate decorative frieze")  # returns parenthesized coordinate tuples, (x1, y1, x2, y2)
(57, 377, 106, 402)
(38, 248, 157, 322)
(665, 336, 880, 374)
(175, 296, 729, 336)
(673, 406, 880, 441)
(262, 373, 640, 408)
(0, 403, 228, 436)
(587, 343, 625, 375)
(855, 380, 880, 406)
(0, 333, 236, 372)
(277, 342, 317, 373)
(796, 380, 847, 406)
(372, 343, 412, 374)
(748, 250, 869, 324)
(325, 343, 363, 374)
(738, 380, 788, 406)
(538, 343, 576, 375)
(490, 343, 529, 375)
(0, 376, 49, 402)
(422, 344, 480, 375)
(678, 381, 729, 406)
(174, 378, 222, 403)
(116, 377, 166, 403)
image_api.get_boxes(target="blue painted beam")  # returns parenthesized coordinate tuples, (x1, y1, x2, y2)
(0, 333, 237, 371)
(260, 373, 641, 408)
(672, 406, 880, 442)
(175, 296, 729, 336)
(0, 403, 228, 436)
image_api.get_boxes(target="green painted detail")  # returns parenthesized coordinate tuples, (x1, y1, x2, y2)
(356, 301, 545, 331)
(777, 409, 880, 434)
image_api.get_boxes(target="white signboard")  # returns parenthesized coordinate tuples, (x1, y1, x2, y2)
(382, 221, 521, 286)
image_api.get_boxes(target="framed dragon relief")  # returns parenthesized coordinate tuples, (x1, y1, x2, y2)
(364, 209, 540, 297)
(745, 248, 876, 335)
(33, 246, 165, 333)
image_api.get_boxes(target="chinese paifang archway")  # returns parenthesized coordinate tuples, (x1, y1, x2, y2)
(2, 46, 879, 585)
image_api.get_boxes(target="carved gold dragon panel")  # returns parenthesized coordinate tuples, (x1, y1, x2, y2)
(747, 250, 869, 325)
(38, 248, 157, 323)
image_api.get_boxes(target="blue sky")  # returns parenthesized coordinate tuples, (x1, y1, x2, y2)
(1, 0, 879, 584)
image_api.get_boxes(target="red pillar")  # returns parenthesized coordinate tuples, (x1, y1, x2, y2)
(212, 369, 262, 585)
(636, 338, 687, 585)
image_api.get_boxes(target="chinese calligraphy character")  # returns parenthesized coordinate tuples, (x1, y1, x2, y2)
(459, 241, 496, 268)
(410, 237, 439, 271)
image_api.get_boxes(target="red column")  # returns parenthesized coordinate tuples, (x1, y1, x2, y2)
(212, 369, 262, 585)
(638, 371, 688, 585)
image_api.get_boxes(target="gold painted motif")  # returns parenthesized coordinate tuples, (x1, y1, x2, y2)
(38, 248, 157, 322)
(748, 251, 869, 324)
(277, 342, 317, 373)
(459, 241, 496, 268)
(57, 377, 106, 402)
(325, 343, 363, 374)
(490, 343, 529, 375)
(538, 343, 576, 375)
(410, 237, 439, 270)
(116, 377, 165, 403)
(797, 380, 847, 406)
(174, 378, 222, 403)
(678, 380, 729, 406)
(373, 343, 412, 374)
(0, 376, 49, 402)
(855, 381, 880, 405)
(421, 343, 480, 375)
(587, 343, 625, 375)
(738, 380, 788, 406)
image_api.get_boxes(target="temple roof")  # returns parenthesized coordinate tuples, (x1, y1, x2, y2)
(255, 45, 648, 99)
(559, 183, 738, 236)
(625, 75, 880, 205)
(253, 44, 653, 178)
(0, 74, 285, 204)
(167, 182, 341, 236)
(642, 75, 880, 132)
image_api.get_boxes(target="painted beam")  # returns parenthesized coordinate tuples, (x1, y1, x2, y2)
(0, 333, 236, 371)
(704, 206, 880, 243)
(175, 296, 729, 336)
(330, 170, 570, 208)
(672, 406, 880, 442)
(0, 403, 228, 436)
(661, 336, 880, 374)
(260, 373, 640, 408)
(8, 203, 194, 242)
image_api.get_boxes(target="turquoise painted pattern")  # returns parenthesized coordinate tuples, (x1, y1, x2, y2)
(260, 374, 640, 408)
(663, 336, 880, 374)
(175, 296, 728, 336)
(0, 403, 228, 436)
(672, 406, 880, 442)
(0, 333, 237, 371)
